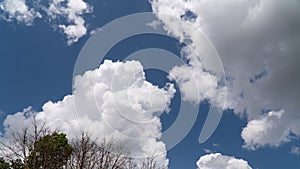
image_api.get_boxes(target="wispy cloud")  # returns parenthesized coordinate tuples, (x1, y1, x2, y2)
(290, 146, 300, 155)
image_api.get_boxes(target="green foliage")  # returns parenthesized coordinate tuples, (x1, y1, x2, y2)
(27, 132, 73, 169)
(10, 159, 24, 169)
(0, 158, 9, 169)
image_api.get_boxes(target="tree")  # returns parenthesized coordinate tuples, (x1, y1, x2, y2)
(10, 159, 24, 169)
(0, 157, 9, 169)
(140, 156, 167, 169)
(67, 132, 98, 169)
(27, 132, 73, 169)
(1, 120, 167, 169)
(67, 132, 130, 169)
(0, 158, 25, 169)
(0, 117, 50, 169)
(66, 132, 167, 169)
(0, 118, 71, 169)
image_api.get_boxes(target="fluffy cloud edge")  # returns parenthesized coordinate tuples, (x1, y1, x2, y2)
(150, 0, 300, 150)
(196, 153, 252, 169)
(1, 60, 175, 166)
(0, 0, 41, 25)
(0, 0, 92, 45)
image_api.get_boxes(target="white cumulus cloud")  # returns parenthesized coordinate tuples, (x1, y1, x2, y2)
(151, 0, 300, 149)
(241, 110, 293, 150)
(0, 0, 91, 45)
(196, 153, 252, 169)
(47, 0, 92, 45)
(0, 0, 41, 25)
(2, 60, 175, 166)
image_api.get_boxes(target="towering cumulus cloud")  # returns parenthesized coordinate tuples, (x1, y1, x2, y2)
(151, 0, 300, 150)
(2, 60, 175, 166)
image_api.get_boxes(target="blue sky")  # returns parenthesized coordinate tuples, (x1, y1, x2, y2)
(1, 0, 300, 168)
